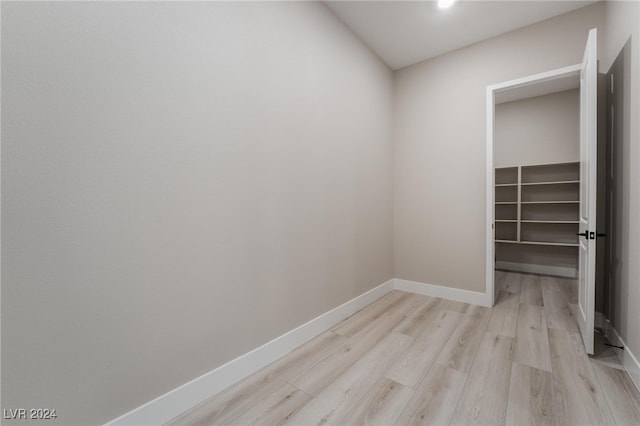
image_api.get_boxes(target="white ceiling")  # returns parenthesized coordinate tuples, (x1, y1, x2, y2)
(325, 1, 597, 70)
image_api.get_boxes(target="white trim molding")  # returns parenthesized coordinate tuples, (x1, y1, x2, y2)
(495, 261, 577, 279)
(605, 321, 640, 393)
(486, 84, 496, 307)
(105, 279, 395, 426)
(394, 278, 491, 307)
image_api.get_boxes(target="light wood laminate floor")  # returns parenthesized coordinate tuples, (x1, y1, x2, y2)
(168, 272, 640, 425)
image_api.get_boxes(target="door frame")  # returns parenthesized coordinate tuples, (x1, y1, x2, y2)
(485, 64, 582, 305)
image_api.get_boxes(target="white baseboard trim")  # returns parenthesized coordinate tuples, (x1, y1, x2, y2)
(605, 320, 640, 393)
(105, 279, 395, 426)
(393, 278, 491, 307)
(495, 261, 577, 279)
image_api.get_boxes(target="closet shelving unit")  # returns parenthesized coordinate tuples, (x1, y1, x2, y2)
(495, 162, 580, 247)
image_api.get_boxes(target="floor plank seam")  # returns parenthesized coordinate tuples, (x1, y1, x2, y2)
(590, 361, 622, 425)
(503, 361, 516, 426)
(446, 369, 470, 426)
(445, 327, 487, 424)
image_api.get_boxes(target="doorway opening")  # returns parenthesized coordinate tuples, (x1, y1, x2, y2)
(486, 28, 598, 355)
(485, 63, 582, 304)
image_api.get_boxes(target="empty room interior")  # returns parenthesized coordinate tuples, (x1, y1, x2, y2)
(2, 1, 640, 425)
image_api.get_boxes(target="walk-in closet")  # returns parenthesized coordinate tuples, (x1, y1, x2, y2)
(494, 87, 580, 279)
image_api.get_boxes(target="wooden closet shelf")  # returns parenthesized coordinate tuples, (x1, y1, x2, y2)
(495, 162, 580, 259)
(521, 180, 579, 186)
(521, 201, 579, 204)
(519, 240, 579, 247)
(495, 239, 578, 247)
(521, 220, 579, 224)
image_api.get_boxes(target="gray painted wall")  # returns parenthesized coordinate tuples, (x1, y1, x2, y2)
(1, 2, 393, 424)
(601, 0, 640, 364)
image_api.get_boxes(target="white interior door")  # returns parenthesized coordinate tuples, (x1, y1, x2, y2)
(577, 28, 598, 355)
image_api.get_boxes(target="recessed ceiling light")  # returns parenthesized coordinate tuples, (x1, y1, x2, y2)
(438, 0, 456, 9)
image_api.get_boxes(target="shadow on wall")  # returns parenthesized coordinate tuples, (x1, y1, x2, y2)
(603, 37, 631, 334)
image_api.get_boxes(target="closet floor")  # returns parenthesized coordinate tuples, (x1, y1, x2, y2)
(167, 272, 640, 426)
